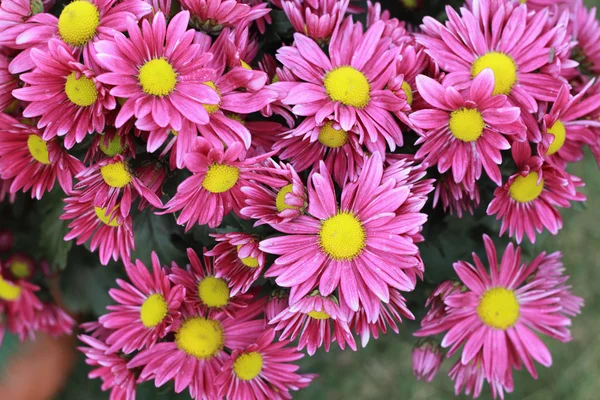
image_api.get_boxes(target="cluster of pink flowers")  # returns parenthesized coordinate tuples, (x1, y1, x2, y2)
(0, 0, 597, 398)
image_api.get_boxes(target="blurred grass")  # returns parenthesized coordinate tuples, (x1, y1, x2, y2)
(297, 154, 600, 400)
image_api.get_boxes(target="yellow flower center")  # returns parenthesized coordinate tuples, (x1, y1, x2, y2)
(138, 58, 177, 97)
(401, 0, 418, 9)
(202, 81, 221, 114)
(401, 81, 413, 106)
(476, 287, 520, 330)
(57, 1, 100, 47)
(202, 163, 239, 193)
(175, 317, 224, 360)
(9, 261, 30, 279)
(0, 277, 22, 301)
(27, 135, 50, 164)
(236, 245, 259, 268)
(197, 276, 230, 308)
(94, 206, 120, 227)
(319, 212, 366, 260)
(471, 52, 517, 95)
(449, 108, 485, 142)
(240, 60, 252, 70)
(64, 72, 98, 107)
(100, 162, 132, 188)
(139, 293, 168, 328)
(275, 184, 298, 212)
(233, 352, 263, 381)
(546, 120, 566, 155)
(318, 122, 348, 148)
(509, 172, 544, 203)
(99, 135, 123, 156)
(324, 66, 370, 108)
(307, 310, 331, 320)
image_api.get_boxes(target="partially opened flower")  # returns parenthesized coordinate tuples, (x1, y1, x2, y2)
(35, 303, 76, 337)
(180, 0, 270, 33)
(98, 252, 185, 354)
(433, 174, 480, 218)
(282, 0, 349, 43)
(215, 328, 316, 399)
(412, 340, 444, 382)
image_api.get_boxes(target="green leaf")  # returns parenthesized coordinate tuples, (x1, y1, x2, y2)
(35, 191, 72, 270)
(131, 209, 186, 266)
(0, 332, 21, 371)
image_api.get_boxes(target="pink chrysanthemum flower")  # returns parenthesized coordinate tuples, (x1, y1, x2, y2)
(487, 143, 586, 243)
(98, 253, 185, 354)
(62, 191, 134, 265)
(35, 303, 76, 337)
(215, 328, 316, 399)
(415, 235, 581, 388)
(410, 71, 525, 187)
(241, 161, 306, 227)
(571, 2, 600, 75)
(135, 162, 166, 211)
(0, 273, 43, 340)
(282, 0, 349, 43)
(276, 17, 407, 150)
(162, 138, 285, 229)
(13, 0, 152, 72)
(169, 248, 253, 316)
(13, 39, 115, 148)
(206, 232, 267, 296)
(366, 1, 412, 46)
(180, 0, 270, 33)
(412, 340, 444, 382)
(94, 11, 220, 130)
(0, 113, 83, 199)
(261, 153, 427, 318)
(433, 174, 481, 218)
(75, 155, 163, 219)
(135, 119, 196, 169)
(0, 0, 51, 49)
(79, 334, 138, 400)
(127, 302, 266, 399)
(85, 127, 136, 165)
(3, 253, 36, 281)
(265, 290, 289, 322)
(447, 353, 513, 399)
(0, 52, 18, 111)
(418, 0, 569, 112)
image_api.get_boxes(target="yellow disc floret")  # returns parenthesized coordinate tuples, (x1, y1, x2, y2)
(237, 245, 259, 268)
(449, 108, 485, 142)
(240, 60, 252, 70)
(546, 120, 566, 155)
(233, 352, 264, 381)
(197, 276, 230, 308)
(65, 72, 98, 107)
(138, 58, 177, 97)
(202, 81, 221, 114)
(57, 1, 100, 47)
(175, 317, 224, 360)
(0, 277, 22, 301)
(94, 206, 120, 227)
(275, 184, 298, 212)
(99, 135, 123, 157)
(471, 52, 517, 95)
(140, 293, 168, 328)
(401, 81, 413, 106)
(477, 287, 520, 330)
(307, 310, 331, 320)
(324, 66, 371, 108)
(100, 162, 132, 188)
(318, 122, 348, 148)
(27, 135, 50, 164)
(9, 261, 30, 279)
(509, 171, 544, 203)
(202, 163, 239, 193)
(319, 212, 366, 260)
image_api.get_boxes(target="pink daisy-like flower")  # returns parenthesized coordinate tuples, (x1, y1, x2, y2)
(0, 0, 49, 49)
(79, 334, 138, 400)
(0, 52, 18, 111)
(75, 154, 163, 220)
(0, 273, 43, 340)
(3, 253, 36, 281)
(35, 303, 76, 337)
(433, 174, 481, 218)
(265, 290, 289, 322)
(571, 1, 600, 75)
(415, 235, 581, 387)
(180, 0, 270, 33)
(215, 328, 316, 399)
(62, 191, 134, 265)
(13, 39, 115, 149)
(269, 292, 356, 355)
(206, 232, 267, 296)
(85, 127, 136, 165)
(487, 142, 586, 243)
(169, 247, 253, 316)
(412, 340, 444, 382)
(162, 138, 285, 229)
(366, 1, 412, 46)
(417, 0, 569, 112)
(0, 113, 83, 199)
(261, 153, 427, 319)
(410, 70, 525, 187)
(240, 161, 306, 227)
(127, 302, 266, 399)
(135, 162, 166, 211)
(282, 0, 349, 43)
(98, 252, 185, 354)
(276, 16, 407, 150)
(94, 11, 220, 130)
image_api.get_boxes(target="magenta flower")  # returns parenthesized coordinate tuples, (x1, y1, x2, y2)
(261, 153, 427, 319)
(410, 70, 525, 187)
(13, 39, 115, 149)
(0, 52, 18, 111)
(412, 341, 444, 382)
(3, 253, 35, 281)
(282, 0, 349, 42)
(269, 292, 356, 355)
(215, 328, 316, 399)
(180, 0, 270, 33)
(35, 303, 76, 337)
(0, 273, 43, 340)
(94, 11, 220, 130)
(433, 174, 480, 218)
(487, 142, 586, 243)
(570, 1, 600, 75)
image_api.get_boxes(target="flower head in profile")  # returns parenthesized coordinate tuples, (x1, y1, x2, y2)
(180, 0, 270, 33)
(412, 340, 444, 382)
(282, 0, 349, 43)
(433, 174, 480, 218)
